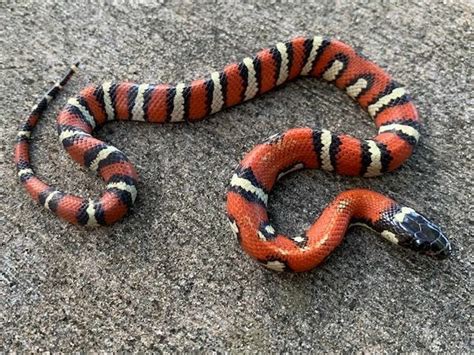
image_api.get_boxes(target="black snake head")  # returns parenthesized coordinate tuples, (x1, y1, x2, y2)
(380, 206, 452, 259)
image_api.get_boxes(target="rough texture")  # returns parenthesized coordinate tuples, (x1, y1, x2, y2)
(0, 1, 471, 352)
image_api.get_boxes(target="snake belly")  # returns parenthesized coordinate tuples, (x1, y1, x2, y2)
(14, 36, 451, 271)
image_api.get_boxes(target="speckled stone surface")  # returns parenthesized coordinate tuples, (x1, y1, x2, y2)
(0, 0, 472, 352)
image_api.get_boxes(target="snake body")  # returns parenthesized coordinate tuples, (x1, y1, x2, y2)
(15, 36, 451, 271)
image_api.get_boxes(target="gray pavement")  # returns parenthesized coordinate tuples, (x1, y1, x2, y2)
(0, 0, 472, 352)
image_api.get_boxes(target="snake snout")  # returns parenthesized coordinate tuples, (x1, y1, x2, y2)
(394, 207, 452, 259)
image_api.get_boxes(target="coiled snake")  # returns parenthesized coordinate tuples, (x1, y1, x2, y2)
(14, 36, 451, 272)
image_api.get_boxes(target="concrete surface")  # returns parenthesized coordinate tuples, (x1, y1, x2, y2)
(0, 0, 472, 352)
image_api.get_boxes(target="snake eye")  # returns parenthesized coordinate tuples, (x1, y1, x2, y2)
(394, 207, 451, 259)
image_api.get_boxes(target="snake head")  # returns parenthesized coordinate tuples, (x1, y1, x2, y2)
(381, 206, 452, 259)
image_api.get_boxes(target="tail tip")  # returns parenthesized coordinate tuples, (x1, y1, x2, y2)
(71, 61, 80, 73)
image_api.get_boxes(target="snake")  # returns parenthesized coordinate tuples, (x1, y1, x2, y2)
(14, 36, 451, 272)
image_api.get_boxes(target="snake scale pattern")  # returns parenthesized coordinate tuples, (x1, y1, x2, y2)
(15, 36, 451, 272)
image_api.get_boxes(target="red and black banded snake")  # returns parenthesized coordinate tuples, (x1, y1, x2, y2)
(14, 36, 451, 272)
